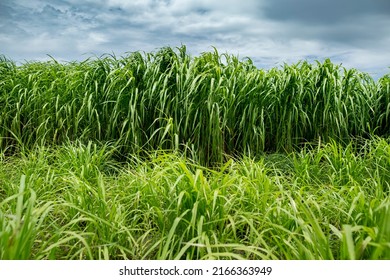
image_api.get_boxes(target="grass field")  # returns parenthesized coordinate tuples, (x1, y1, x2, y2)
(0, 46, 389, 259)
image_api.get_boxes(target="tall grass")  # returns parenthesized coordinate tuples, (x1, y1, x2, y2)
(0, 47, 388, 164)
(0, 47, 389, 259)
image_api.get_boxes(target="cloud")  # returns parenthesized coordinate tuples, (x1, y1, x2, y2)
(0, 0, 389, 78)
(262, 0, 390, 24)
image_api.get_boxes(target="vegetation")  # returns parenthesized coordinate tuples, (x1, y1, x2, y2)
(0, 46, 389, 259)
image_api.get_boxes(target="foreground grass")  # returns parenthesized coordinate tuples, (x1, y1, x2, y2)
(1, 138, 389, 260)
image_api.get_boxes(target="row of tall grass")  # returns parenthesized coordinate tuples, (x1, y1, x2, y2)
(1, 46, 389, 165)
(0, 138, 389, 259)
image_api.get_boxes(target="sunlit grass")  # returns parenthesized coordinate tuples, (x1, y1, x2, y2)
(0, 139, 389, 259)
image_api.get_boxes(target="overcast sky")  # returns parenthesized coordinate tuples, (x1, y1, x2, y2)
(1, 0, 389, 78)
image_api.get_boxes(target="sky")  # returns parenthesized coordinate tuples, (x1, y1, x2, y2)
(1, 0, 389, 79)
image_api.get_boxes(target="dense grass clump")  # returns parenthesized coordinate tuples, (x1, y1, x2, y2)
(0, 47, 389, 164)
(0, 47, 389, 259)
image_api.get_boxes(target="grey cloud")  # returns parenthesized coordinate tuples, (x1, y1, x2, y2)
(0, 1, 14, 18)
(262, 0, 390, 25)
(259, 0, 390, 57)
(0, 0, 388, 79)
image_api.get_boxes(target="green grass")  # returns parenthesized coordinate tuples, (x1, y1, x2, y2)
(0, 138, 389, 260)
(1, 48, 389, 165)
(0, 47, 389, 259)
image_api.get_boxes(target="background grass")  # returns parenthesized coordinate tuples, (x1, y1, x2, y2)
(1, 47, 389, 165)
